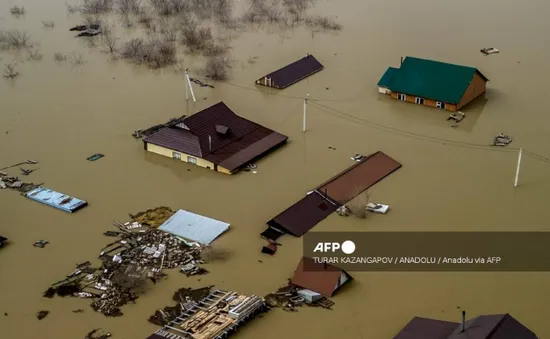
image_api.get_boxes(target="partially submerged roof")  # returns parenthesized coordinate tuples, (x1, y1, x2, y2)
(381, 57, 489, 103)
(394, 314, 537, 339)
(291, 257, 352, 297)
(446, 314, 537, 339)
(266, 191, 341, 237)
(377, 67, 398, 88)
(265, 151, 401, 237)
(24, 186, 88, 213)
(158, 209, 230, 245)
(143, 102, 288, 171)
(256, 54, 324, 89)
(394, 317, 458, 339)
(317, 151, 402, 204)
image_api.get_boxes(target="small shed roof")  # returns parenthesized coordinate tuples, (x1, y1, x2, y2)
(291, 257, 352, 297)
(258, 54, 324, 89)
(158, 209, 230, 245)
(383, 57, 489, 104)
(377, 67, 398, 88)
(24, 186, 88, 213)
(394, 317, 458, 339)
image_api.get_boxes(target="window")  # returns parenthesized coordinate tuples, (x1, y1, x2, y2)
(415, 97, 424, 105)
(397, 94, 407, 101)
(187, 156, 197, 164)
(172, 152, 181, 160)
(436, 101, 445, 109)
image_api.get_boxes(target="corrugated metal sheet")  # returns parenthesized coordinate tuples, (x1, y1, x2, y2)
(256, 55, 324, 89)
(24, 187, 88, 213)
(267, 191, 341, 237)
(394, 317, 458, 339)
(317, 151, 402, 205)
(291, 257, 351, 298)
(158, 209, 229, 245)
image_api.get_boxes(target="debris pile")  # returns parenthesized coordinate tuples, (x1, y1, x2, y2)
(0, 236, 7, 248)
(128, 207, 174, 228)
(0, 160, 40, 193)
(148, 286, 213, 326)
(481, 47, 499, 55)
(36, 310, 49, 320)
(189, 77, 214, 88)
(34, 240, 49, 248)
(447, 111, 465, 124)
(85, 329, 112, 339)
(336, 205, 350, 216)
(70, 24, 102, 37)
(351, 154, 366, 162)
(264, 283, 334, 312)
(43, 212, 209, 317)
(492, 133, 513, 147)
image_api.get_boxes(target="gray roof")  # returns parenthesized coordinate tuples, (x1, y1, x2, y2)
(158, 209, 230, 245)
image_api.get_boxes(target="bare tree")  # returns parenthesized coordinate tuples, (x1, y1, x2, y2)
(70, 52, 86, 65)
(27, 48, 44, 61)
(203, 55, 230, 80)
(81, 0, 113, 14)
(42, 20, 55, 28)
(115, 0, 142, 14)
(10, 6, 26, 17)
(0, 30, 31, 49)
(159, 19, 178, 42)
(3, 64, 19, 79)
(53, 52, 68, 62)
(102, 27, 119, 54)
(305, 16, 342, 31)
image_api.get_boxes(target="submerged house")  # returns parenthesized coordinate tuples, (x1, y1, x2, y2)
(255, 54, 324, 89)
(291, 257, 352, 298)
(143, 102, 288, 174)
(394, 312, 537, 339)
(378, 56, 489, 112)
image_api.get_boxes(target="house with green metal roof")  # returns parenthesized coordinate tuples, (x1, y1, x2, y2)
(377, 57, 489, 112)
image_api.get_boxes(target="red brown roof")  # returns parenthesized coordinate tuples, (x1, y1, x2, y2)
(143, 102, 288, 172)
(317, 151, 402, 204)
(394, 314, 537, 339)
(257, 54, 324, 89)
(291, 257, 352, 298)
(394, 317, 458, 339)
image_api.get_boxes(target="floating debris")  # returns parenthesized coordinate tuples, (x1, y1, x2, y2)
(189, 77, 214, 88)
(366, 202, 390, 214)
(34, 240, 49, 248)
(85, 328, 112, 339)
(70, 24, 100, 31)
(19, 167, 36, 175)
(492, 133, 513, 147)
(36, 310, 49, 320)
(261, 243, 277, 255)
(0, 171, 7, 176)
(336, 205, 350, 217)
(0, 236, 7, 248)
(87, 153, 105, 162)
(351, 154, 366, 162)
(24, 186, 88, 213)
(132, 117, 186, 139)
(447, 111, 465, 123)
(148, 286, 213, 326)
(129, 207, 174, 228)
(0, 181, 5, 189)
(45, 212, 209, 317)
(481, 47, 499, 55)
(264, 283, 334, 311)
(73, 309, 85, 313)
(0, 160, 38, 171)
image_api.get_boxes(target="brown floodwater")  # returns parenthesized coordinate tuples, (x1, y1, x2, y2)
(1, 0, 550, 338)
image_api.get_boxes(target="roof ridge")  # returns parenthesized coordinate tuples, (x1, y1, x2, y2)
(485, 314, 509, 339)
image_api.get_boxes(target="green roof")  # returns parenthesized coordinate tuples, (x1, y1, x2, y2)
(381, 57, 488, 104)
(377, 67, 398, 88)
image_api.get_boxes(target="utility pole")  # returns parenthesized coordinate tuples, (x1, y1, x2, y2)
(184, 68, 196, 103)
(514, 148, 523, 187)
(303, 93, 310, 132)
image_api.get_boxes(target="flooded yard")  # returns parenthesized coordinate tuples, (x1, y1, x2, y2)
(1, 0, 550, 338)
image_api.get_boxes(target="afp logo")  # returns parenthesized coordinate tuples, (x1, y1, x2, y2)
(313, 240, 356, 255)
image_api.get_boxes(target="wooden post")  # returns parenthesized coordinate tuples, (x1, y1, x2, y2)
(185, 69, 196, 103)
(514, 148, 523, 187)
(303, 93, 310, 132)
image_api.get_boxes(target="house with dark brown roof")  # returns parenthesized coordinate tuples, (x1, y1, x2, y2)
(142, 102, 288, 174)
(394, 312, 537, 339)
(290, 257, 352, 298)
(255, 54, 324, 89)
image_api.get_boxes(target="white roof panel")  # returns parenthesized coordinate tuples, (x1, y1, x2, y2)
(158, 209, 230, 245)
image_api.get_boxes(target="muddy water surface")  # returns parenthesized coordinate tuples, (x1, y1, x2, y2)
(1, 0, 550, 338)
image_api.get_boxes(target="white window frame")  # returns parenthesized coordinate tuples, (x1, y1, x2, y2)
(436, 101, 445, 109)
(172, 152, 181, 160)
(397, 94, 407, 101)
(187, 156, 197, 164)
(415, 97, 424, 105)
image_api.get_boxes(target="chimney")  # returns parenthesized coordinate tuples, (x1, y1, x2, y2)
(208, 135, 212, 152)
(400, 56, 403, 65)
(461, 311, 466, 333)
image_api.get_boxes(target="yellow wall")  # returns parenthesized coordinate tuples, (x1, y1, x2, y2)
(146, 143, 216, 169)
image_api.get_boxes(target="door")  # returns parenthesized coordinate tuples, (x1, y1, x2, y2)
(172, 152, 181, 160)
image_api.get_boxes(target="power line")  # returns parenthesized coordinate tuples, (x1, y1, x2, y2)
(308, 101, 519, 153)
(216, 80, 369, 102)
